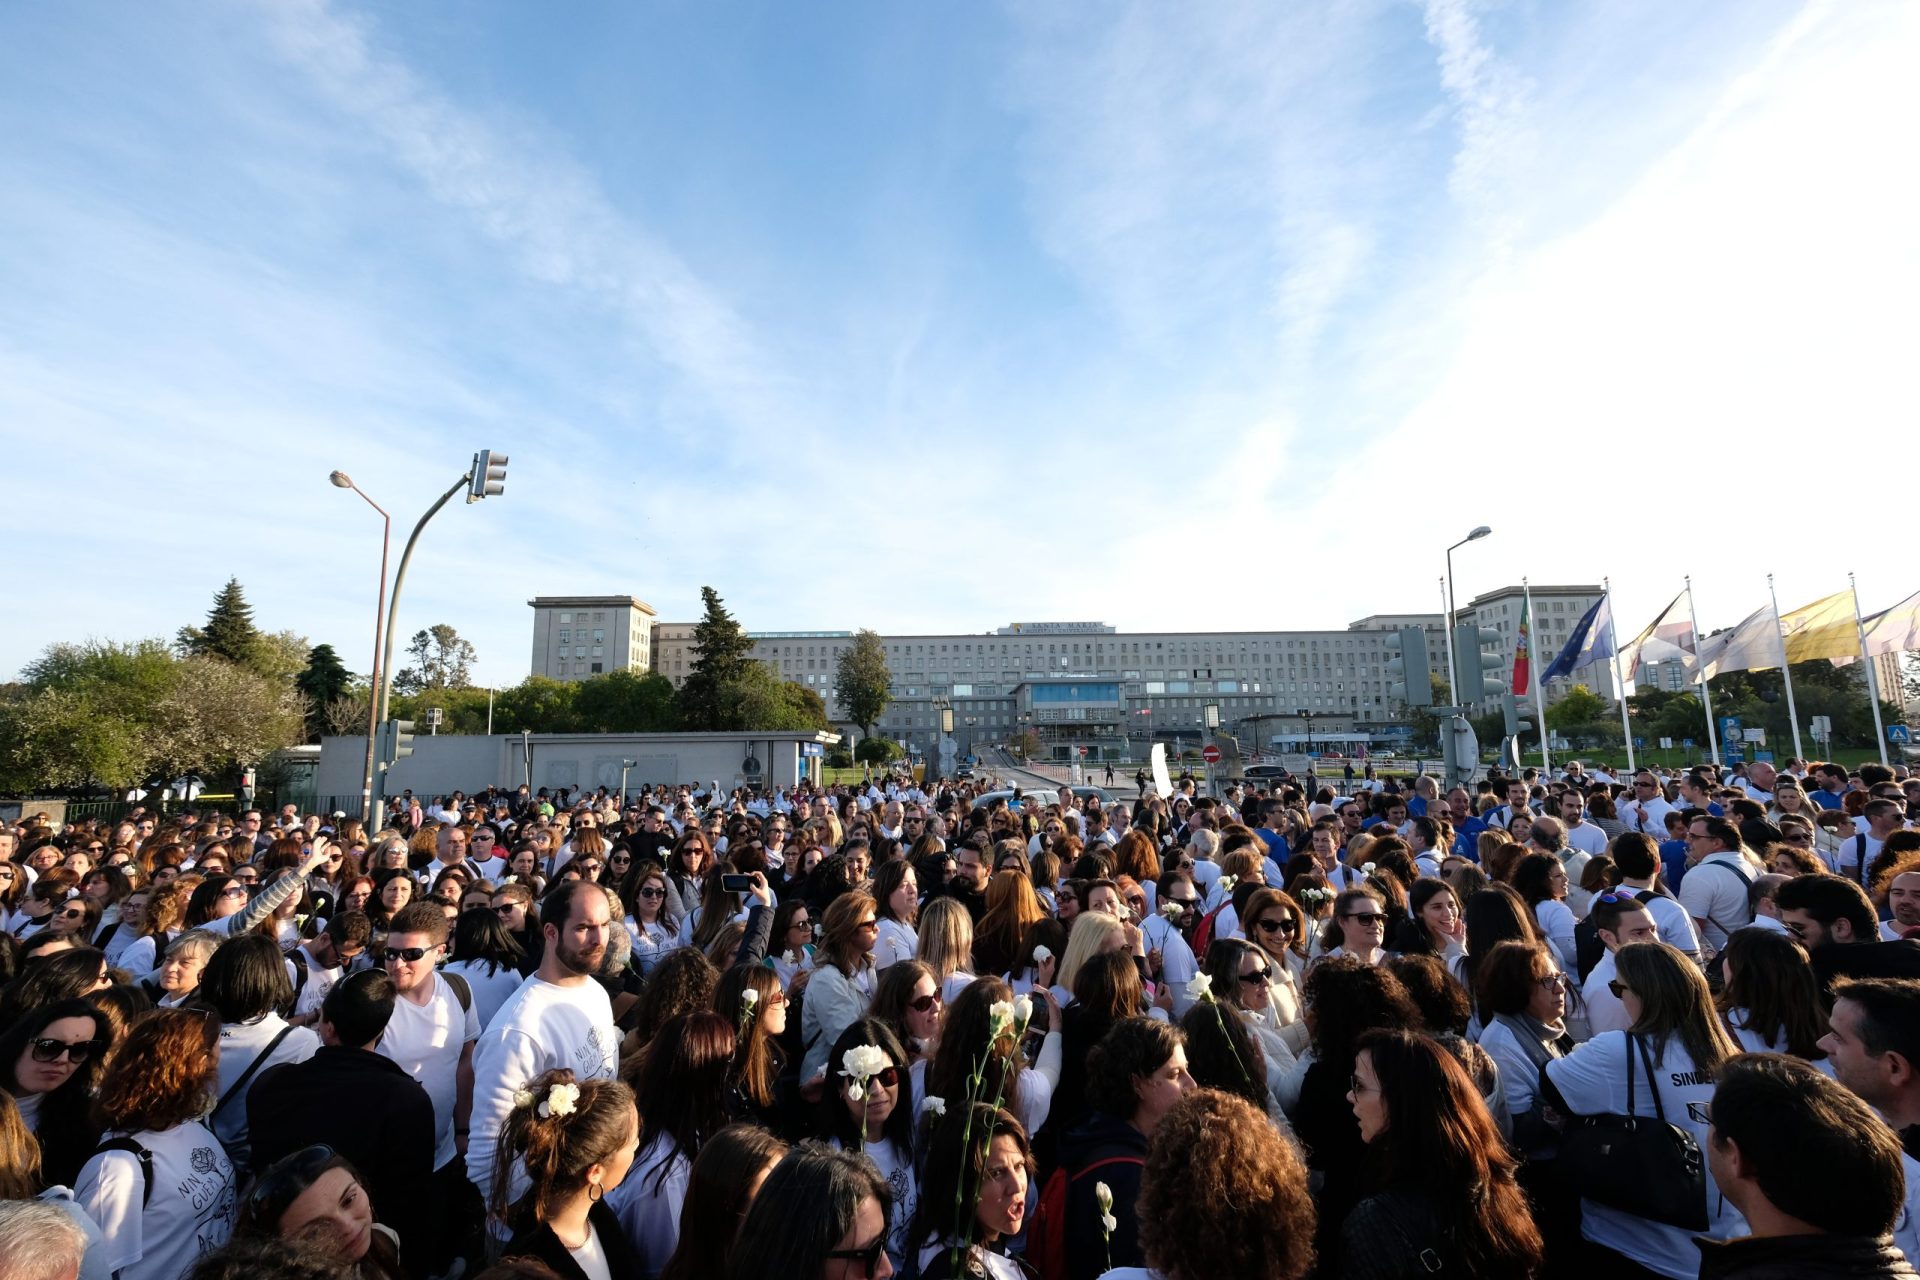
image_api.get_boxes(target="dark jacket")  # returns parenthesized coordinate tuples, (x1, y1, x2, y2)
(1695, 1233, 1919, 1280)
(1057, 1112, 1148, 1280)
(1340, 1189, 1455, 1280)
(247, 1045, 435, 1227)
(503, 1201, 643, 1280)
(1294, 1057, 1369, 1263)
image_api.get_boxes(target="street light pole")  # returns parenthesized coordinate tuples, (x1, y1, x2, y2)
(1444, 526, 1492, 702)
(330, 471, 390, 827)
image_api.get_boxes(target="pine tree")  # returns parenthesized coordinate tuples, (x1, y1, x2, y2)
(678, 587, 754, 730)
(181, 578, 263, 669)
(295, 644, 353, 740)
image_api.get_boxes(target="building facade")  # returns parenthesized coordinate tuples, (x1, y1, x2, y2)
(1457, 584, 1617, 708)
(527, 596, 658, 682)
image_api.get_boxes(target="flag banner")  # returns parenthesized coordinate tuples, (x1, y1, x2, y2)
(1780, 590, 1860, 664)
(1513, 594, 1533, 695)
(1541, 595, 1615, 685)
(1861, 590, 1920, 657)
(1616, 592, 1692, 688)
(1698, 603, 1781, 679)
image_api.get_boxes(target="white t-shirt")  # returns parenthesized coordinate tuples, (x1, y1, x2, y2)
(442, 959, 525, 1031)
(606, 1132, 690, 1279)
(1581, 949, 1632, 1037)
(378, 970, 482, 1171)
(1533, 899, 1578, 973)
(1562, 821, 1609, 859)
(874, 918, 919, 970)
(1139, 914, 1198, 1015)
(1545, 1031, 1747, 1277)
(1630, 890, 1703, 959)
(1677, 853, 1756, 952)
(467, 975, 619, 1214)
(624, 917, 677, 978)
(76, 1121, 237, 1280)
(286, 948, 342, 1024)
(571, 1221, 614, 1280)
(212, 1015, 320, 1154)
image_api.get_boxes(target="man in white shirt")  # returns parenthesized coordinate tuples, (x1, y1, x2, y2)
(1817, 980, 1920, 1267)
(1581, 895, 1660, 1035)
(1557, 790, 1608, 859)
(467, 881, 619, 1221)
(1484, 778, 1534, 832)
(377, 901, 482, 1273)
(1740, 760, 1778, 805)
(1406, 817, 1445, 878)
(1609, 831, 1702, 960)
(425, 823, 501, 884)
(1883, 871, 1920, 941)
(1618, 771, 1679, 837)
(1677, 814, 1757, 955)
(1747, 873, 1794, 934)
(1836, 799, 1905, 887)
(286, 913, 371, 1027)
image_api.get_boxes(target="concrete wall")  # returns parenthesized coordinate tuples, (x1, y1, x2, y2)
(315, 732, 834, 807)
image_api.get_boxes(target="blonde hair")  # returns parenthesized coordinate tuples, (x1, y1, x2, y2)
(1058, 911, 1127, 992)
(917, 896, 975, 985)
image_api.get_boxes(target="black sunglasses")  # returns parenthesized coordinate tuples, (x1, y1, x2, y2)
(1238, 967, 1274, 985)
(30, 1037, 105, 1064)
(1254, 916, 1295, 934)
(249, 1144, 337, 1214)
(384, 945, 439, 963)
(908, 992, 942, 1013)
(824, 1237, 888, 1275)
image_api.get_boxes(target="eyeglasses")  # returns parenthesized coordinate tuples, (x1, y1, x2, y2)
(1348, 1073, 1379, 1095)
(384, 946, 440, 963)
(1344, 911, 1385, 925)
(638, 886, 666, 901)
(1537, 974, 1567, 992)
(788, 918, 812, 932)
(29, 1037, 105, 1064)
(908, 992, 943, 1013)
(1239, 967, 1274, 985)
(823, 1237, 888, 1275)
(222, 886, 249, 899)
(1608, 980, 1632, 999)
(1254, 915, 1294, 935)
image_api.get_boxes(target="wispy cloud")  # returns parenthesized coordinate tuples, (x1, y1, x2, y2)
(1419, 0, 1537, 246)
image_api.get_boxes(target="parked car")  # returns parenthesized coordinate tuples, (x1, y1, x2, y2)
(969, 788, 1059, 811)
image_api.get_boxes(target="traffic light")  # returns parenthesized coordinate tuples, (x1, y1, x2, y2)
(467, 450, 509, 503)
(1453, 623, 1507, 705)
(1386, 627, 1433, 708)
(379, 718, 416, 768)
(1501, 691, 1533, 739)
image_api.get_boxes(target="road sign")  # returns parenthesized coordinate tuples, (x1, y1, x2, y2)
(1755, 751, 1774, 762)
(1201, 744, 1222, 764)
(1810, 715, 1832, 738)
(1682, 738, 1695, 748)
(1633, 737, 1646, 748)
(1743, 728, 1766, 744)
(1892, 725, 1913, 744)
(1659, 737, 1673, 750)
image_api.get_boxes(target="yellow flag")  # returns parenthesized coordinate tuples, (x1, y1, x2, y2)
(1780, 590, 1859, 664)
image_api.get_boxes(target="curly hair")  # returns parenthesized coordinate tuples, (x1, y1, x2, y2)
(623, 946, 717, 1048)
(93, 1008, 220, 1133)
(1135, 1088, 1316, 1280)
(1302, 956, 1420, 1071)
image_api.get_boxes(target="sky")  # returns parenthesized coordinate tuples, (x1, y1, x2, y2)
(2, 0, 1915, 689)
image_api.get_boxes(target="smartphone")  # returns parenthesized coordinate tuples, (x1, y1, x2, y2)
(721, 873, 755, 893)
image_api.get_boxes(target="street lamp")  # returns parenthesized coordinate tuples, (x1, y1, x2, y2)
(1444, 526, 1492, 704)
(619, 758, 638, 804)
(330, 470, 390, 825)
(1297, 707, 1317, 756)
(367, 451, 509, 819)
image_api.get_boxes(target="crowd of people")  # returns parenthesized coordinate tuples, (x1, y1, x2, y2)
(3, 754, 1920, 1280)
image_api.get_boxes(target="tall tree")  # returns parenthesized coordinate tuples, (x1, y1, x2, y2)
(294, 644, 353, 741)
(573, 669, 678, 733)
(394, 624, 478, 695)
(177, 577, 263, 669)
(833, 629, 892, 737)
(678, 587, 754, 731)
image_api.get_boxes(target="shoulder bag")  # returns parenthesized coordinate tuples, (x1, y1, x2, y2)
(1558, 1033, 1708, 1230)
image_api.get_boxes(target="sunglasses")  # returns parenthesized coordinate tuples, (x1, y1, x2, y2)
(495, 905, 521, 916)
(384, 946, 439, 963)
(1254, 916, 1295, 935)
(1239, 967, 1274, 985)
(638, 887, 666, 901)
(30, 1037, 105, 1064)
(824, 1238, 888, 1275)
(222, 886, 250, 899)
(1344, 912, 1386, 925)
(1608, 980, 1632, 999)
(55, 908, 87, 921)
(851, 1066, 901, 1092)
(249, 1144, 337, 1214)
(908, 992, 943, 1013)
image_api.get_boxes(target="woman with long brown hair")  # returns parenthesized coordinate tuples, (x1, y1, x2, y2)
(715, 964, 791, 1134)
(76, 1008, 237, 1280)
(657, 1125, 786, 1280)
(800, 891, 882, 1086)
(1715, 925, 1829, 1060)
(1343, 1029, 1543, 1279)
(971, 871, 1044, 980)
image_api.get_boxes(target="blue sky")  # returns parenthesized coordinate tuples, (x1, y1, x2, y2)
(2, 0, 1915, 688)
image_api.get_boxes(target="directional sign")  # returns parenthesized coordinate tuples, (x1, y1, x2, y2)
(1658, 737, 1674, 750)
(1682, 738, 1695, 748)
(1201, 744, 1222, 764)
(1633, 737, 1646, 748)
(1892, 725, 1913, 744)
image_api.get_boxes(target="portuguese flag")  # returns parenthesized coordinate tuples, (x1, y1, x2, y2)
(1512, 595, 1532, 696)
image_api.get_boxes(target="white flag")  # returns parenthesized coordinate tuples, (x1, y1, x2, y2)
(1698, 603, 1782, 679)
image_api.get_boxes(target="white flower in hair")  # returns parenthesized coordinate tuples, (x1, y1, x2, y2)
(539, 1083, 580, 1119)
(1362, 862, 1377, 875)
(741, 987, 759, 1008)
(923, 1095, 947, 1117)
(512, 1088, 536, 1110)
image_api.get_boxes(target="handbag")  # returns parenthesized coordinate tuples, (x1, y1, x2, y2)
(1558, 1033, 1708, 1230)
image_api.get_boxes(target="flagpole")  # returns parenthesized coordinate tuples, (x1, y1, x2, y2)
(1687, 576, 1720, 764)
(1522, 578, 1551, 773)
(1605, 578, 1636, 772)
(1767, 574, 1807, 760)
(1851, 572, 1891, 767)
